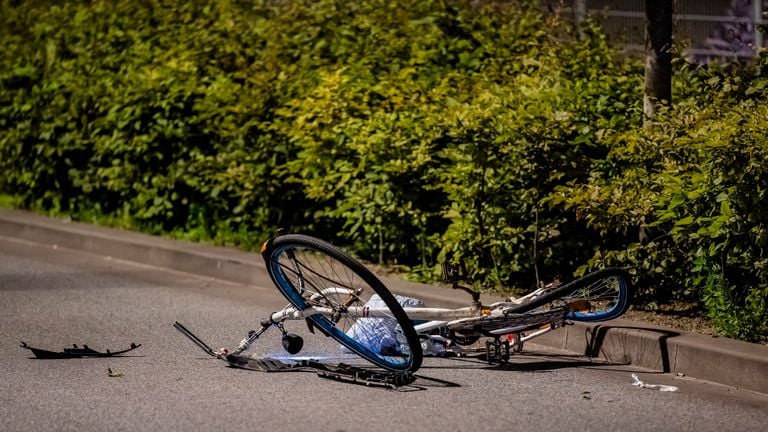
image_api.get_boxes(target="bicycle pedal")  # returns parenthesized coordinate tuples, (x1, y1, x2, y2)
(484, 338, 511, 364)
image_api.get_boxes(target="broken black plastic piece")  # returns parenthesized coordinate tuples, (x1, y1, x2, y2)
(20, 341, 141, 359)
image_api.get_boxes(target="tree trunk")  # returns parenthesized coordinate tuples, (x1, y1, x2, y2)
(644, 0, 674, 127)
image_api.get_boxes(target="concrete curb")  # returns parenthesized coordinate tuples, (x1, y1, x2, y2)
(2, 208, 767, 394)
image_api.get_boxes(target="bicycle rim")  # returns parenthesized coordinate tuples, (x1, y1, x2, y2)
(261, 234, 422, 372)
(510, 268, 632, 322)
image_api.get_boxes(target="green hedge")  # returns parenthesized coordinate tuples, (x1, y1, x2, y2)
(550, 58, 768, 341)
(1, 0, 766, 341)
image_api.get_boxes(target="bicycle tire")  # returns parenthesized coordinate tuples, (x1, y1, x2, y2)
(261, 234, 423, 372)
(507, 268, 632, 322)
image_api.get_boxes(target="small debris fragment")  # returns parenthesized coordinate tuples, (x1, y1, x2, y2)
(20, 341, 141, 359)
(582, 391, 592, 400)
(107, 367, 124, 378)
(631, 373, 678, 392)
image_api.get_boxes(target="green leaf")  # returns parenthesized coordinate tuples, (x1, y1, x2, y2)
(720, 200, 732, 218)
(675, 216, 694, 226)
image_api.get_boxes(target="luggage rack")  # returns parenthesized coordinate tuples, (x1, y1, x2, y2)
(174, 321, 416, 390)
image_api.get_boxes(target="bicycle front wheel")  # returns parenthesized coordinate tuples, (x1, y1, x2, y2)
(261, 234, 422, 372)
(510, 268, 633, 322)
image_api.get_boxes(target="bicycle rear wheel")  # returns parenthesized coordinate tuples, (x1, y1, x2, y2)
(509, 268, 632, 322)
(261, 234, 422, 372)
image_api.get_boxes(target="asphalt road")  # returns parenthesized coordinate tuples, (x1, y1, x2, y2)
(1, 235, 767, 432)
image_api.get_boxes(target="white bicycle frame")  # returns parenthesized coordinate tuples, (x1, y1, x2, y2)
(261, 284, 563, 351)
(174, 265, 601, 368)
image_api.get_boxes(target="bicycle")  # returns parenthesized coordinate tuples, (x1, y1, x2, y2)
(175, 233, 632, 376)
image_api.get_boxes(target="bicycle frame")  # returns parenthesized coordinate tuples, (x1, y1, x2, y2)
(265, 283, 550, 326)
(261, 284, 565, 345)
(248, 299, 565, 364)
(269, 304, 476, 322)
(177, 268, 623, 367)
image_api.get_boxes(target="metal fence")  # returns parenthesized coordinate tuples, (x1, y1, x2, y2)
(551, 0, 767, 62)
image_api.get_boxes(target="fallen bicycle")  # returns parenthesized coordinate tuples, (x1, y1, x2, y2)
(175, 233, 632, 384)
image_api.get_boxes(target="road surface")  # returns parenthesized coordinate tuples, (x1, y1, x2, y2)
(1, 235, 766, 431)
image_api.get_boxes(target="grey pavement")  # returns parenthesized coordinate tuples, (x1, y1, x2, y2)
(1, 207, 767, 395)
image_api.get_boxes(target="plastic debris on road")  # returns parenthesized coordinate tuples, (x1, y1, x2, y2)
(20, 341, 141, 359)
(631, 373, 679, 392)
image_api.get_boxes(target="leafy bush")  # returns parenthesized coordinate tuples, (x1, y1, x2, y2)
(0, 0, 305, 243)
(1, 0, 766, 341)
(433, 24, 643, 289)
(551, 52, 768, 341)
